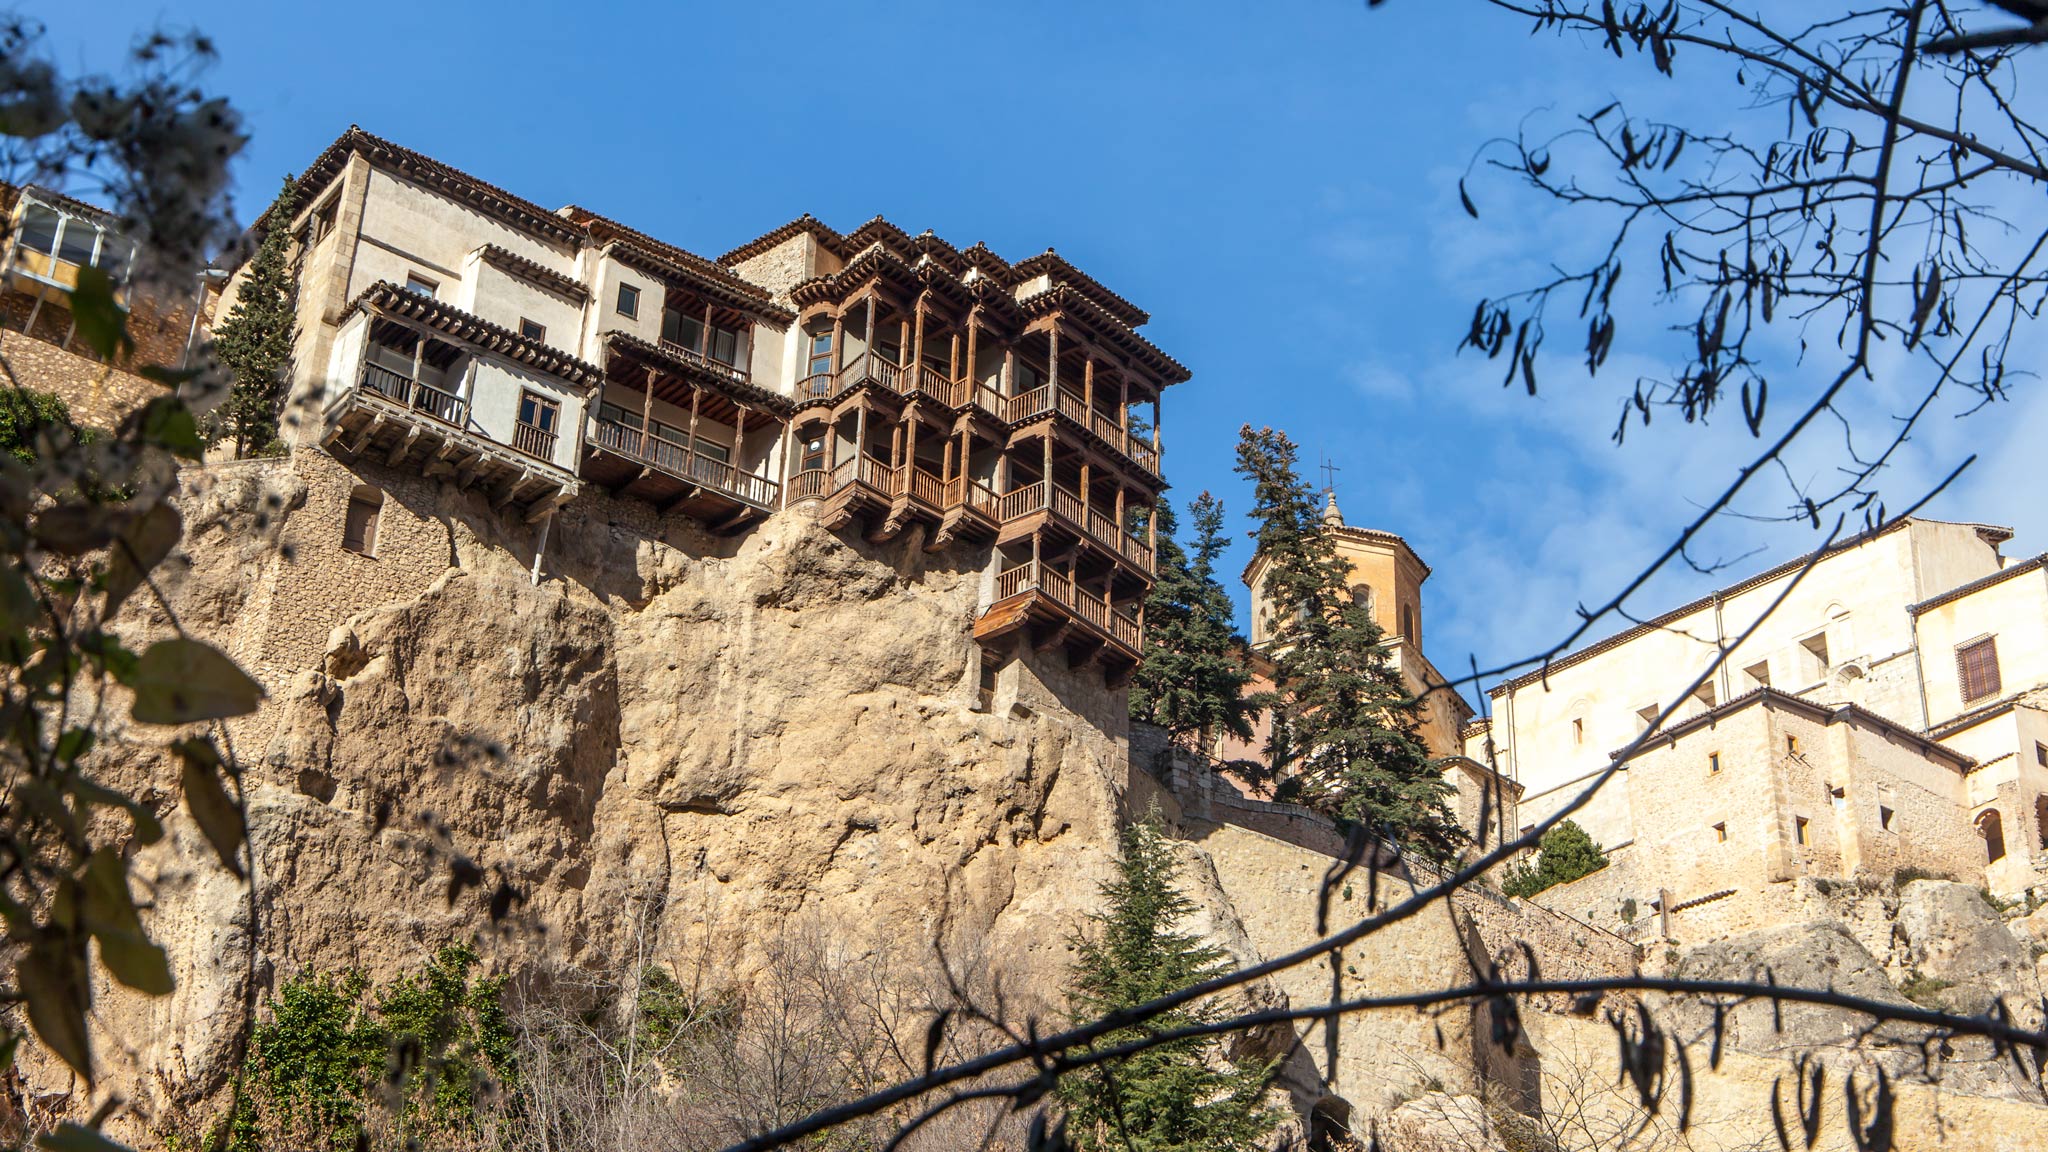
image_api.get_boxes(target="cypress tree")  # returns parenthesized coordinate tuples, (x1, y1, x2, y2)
(213, 175, 302, 458)
(1501, 820, 1608, 898)
(1059, 812, 1275, 1152)
(1234, 425, 1464, 862)
(1129, 492, 1256, 748)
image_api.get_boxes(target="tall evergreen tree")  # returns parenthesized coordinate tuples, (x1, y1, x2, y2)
(1059, 812, 1275, 1152)
(213, 175, 302, 458)
(1129, 492, 1256, 748)
(1234, 425, 1464, 862)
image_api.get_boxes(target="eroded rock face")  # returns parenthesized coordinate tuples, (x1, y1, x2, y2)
(1896, 881, 2044, 1020)
(62, 456, 1153, 1134)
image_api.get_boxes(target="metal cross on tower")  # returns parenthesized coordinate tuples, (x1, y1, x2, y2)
(1318, 455, 1342, 495)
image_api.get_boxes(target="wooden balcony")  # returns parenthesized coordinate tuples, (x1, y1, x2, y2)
(323, 365, 576, 521)
(793, 351, 915, 411)
(581, 416, 779, 529)
(658, 338, 751, 386)
(993, 480, 1155, 574)
(1003, 386, 1161, 480)
(974, 559, 1143, 665)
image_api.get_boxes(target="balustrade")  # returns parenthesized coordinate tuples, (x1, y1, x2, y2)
(988, 560, 1142, 649)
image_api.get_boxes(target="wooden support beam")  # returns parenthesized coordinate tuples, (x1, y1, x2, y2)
(385, 425, 422, 468)
(524, 487, 574, 524)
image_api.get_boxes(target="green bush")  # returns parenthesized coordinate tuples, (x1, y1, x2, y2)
(1501, 821, 1609, 899)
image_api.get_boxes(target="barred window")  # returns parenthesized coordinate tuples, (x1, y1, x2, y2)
(1957, 637, 2001, 703)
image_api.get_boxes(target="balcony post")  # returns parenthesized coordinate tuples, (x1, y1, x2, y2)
(826, 412, 839, 471)
(904, 415, 920, 496)
(854, 401, 868, 466)
(864, 294, 877, 367)
(1047, 324, 1060, 393)
(1001, 343, 1014, 396)
(959, 427, 971, 488)
(1083, 354, 1095, 414)
(735, 405, 748, 477)
(702, 301, 715, 357)
(687, 387, 701, 460)
(948, 331, 959, 382)
(1041, 432, 1052, 501)
(1114, 485, 1125, 542)
(777, 419, 794, 504)
(1148, 495, 1158, 554)
(965, 309, 979, 390)
(912, 293, 927, 380)
(1079, 461, 1091, 518)
(1119, 377, 1130, 451)
(1151, 397, 1161, 457)
(897, 318, 910, 368)
(641, 365, 658, 455)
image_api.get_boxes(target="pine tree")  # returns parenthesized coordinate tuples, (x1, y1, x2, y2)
(1234, 425, 1464, 862)
(1059, 812, 1276, 1152)
(213, 175, 302, 458)
(1129, 492, 1256, 747)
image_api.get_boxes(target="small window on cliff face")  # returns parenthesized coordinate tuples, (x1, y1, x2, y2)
(343, 486, 383, 556)
(976, 650, 1001, 712)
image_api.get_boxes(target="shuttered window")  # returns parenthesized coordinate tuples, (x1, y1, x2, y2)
(1957, 637, 2001, 703)
(342, 489, 382, 555)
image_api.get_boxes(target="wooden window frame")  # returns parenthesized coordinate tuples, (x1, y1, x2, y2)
(615, 281, 640, 319)
(519, 317, 546, 342)
(1708, 752, 1721, 774)
(404, 271, 438, 299)
(1956, 635, 2002, 704)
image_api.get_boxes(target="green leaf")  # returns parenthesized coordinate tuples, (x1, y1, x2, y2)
(136, 397, 205, 461)
(38, 1121, 136, 1152)
(69, 267, 132, 364)
(70, 775, 164, 845)
(19, 936, 93, 1083)
(175, 737, 246, 879)
(128, 639, 264, 724)
(103, 503, 181, 615)
(81, 849, 173, 995)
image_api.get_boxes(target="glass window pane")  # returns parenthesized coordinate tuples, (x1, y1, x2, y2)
(57, 221, 97, 266)
(697, 440, 730, 463)
(616, 283, 639, 317)
(17, 205, 59, 254)
(95, 236, 135, 281)
(712, 327, 737, 365)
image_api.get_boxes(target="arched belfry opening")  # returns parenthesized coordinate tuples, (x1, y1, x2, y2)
(1978, 808, 2007, 863)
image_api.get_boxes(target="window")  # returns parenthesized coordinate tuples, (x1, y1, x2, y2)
(1635, 704, 1659, 734)
(1399, 603, 1415, 639)
(1830, 785, 1847, 813)
(519, 317, 546, 342)
(518, 391, 559, 434)
(342, 486, 383, 556)
(696, 440, 731, 464)
(2036, 796, 2048, 852)
(2037, 742, 2047, 768)
(1879, 805, 1894, 831)
(1693, 682, 1717, 709)
(1957, 637, 2002, 704)
(1744, 659, 1772, 690)
(1708, 752, 1721, 774)
(615, 281, 640, 318)
(1978, 809, 2006, 863)
(800, 433, 826, 473)
(311, 196, 339, 243)
(405, 272, 438, 298)
(515, 391, 560, 460)
(1800, 632, 1831, 680)
(1571, 718, 1584, 745)
(1713, 823, 1727, 843)
(17, 203, 59, 255)
(976, 650, 1002, 712)
(1350, 584, 1374, 614)
(56, 220, 96, 266)
(807, 331, 834, 378)
(1795, 816, 1809, 845)
(1786, 734, 1800, 755)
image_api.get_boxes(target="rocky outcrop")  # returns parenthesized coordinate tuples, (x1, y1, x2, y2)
(1896, 881, 2044, 1020)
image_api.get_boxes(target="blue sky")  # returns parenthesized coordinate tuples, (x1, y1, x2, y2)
(40, 1, 2048, 701)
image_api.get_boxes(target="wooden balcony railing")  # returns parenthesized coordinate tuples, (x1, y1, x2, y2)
(361, 362, 468, 426)
(1005, 385, 1051, 423)
(590, 417, 780, 508)
(512, 420, 558, 462)
(914, 366, 957, 405)
(988, 560, 1142, 649)
(798, 371, 836, 399)
(659, 338, 750, 384)
(788, 468, 831, 502)
(998, 481, 1047, 522)
(944, 475, 1000, 517)
(995, 384, 1163, 479)
(970, 384, 1005, 419)
(908, 467, 945, 507)
(992, 481, 1154, 573)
